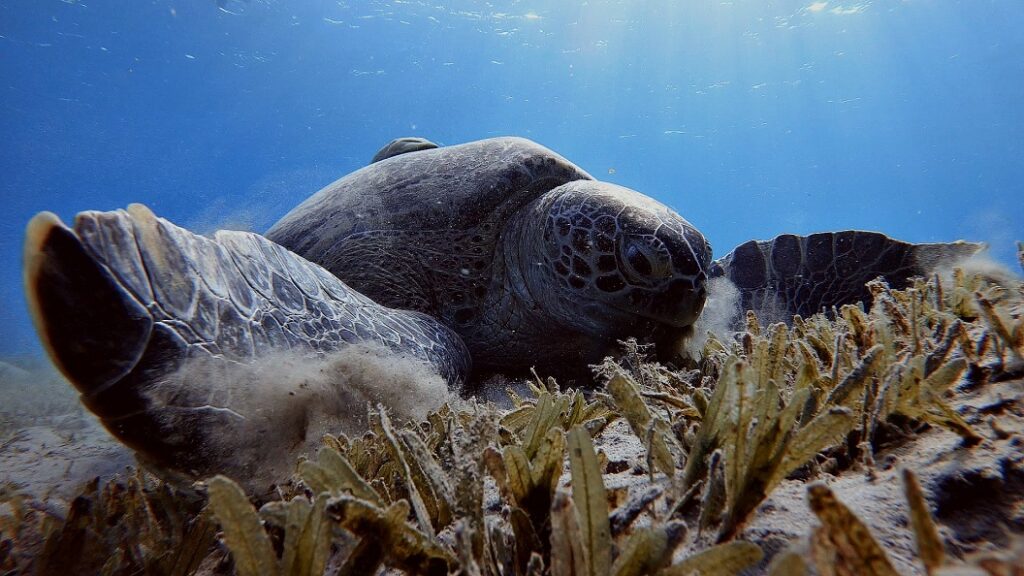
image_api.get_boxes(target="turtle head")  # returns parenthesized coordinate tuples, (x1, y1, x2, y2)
(508, 181, 712, 339)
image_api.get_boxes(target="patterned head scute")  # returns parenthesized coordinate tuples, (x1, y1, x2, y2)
(518, 181, 711, 331)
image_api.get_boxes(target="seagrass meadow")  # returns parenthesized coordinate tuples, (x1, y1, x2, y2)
(2, 251, 1024, 575)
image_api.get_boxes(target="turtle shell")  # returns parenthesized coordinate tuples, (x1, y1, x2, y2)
(266, 137, 592, 323)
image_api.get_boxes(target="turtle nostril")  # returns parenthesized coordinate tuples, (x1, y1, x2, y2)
(625, 244, 653, 277)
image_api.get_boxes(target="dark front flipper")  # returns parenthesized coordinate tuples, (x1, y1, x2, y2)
(24, 204, 469, 487)
(711, 231, 983, 321)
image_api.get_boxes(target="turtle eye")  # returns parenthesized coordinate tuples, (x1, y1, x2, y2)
(620, 237, 671, 282)
(625, 244, 653, 277)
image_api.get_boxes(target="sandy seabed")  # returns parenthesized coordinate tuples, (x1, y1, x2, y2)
(2, 362, 1022, 574)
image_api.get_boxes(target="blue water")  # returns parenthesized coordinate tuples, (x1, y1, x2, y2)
(1, 0, 1021, 359)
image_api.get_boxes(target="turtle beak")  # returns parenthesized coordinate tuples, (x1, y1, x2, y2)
(649, 278, 707, 329)
(603, 277, 706, 332)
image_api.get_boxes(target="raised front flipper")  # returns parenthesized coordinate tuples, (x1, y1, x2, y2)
(24, 204, 469, 488)
(711, 231, 983, 321)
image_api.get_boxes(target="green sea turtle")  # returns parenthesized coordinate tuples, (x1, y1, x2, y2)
(23, 136, 979, 483)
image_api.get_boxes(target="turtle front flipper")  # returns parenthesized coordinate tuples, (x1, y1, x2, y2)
(711, 231, 984, 322)
(24, 204, 469, 490)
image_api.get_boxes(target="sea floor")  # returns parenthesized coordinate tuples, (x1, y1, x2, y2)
(2, 371, 1023, 574)
(2, 266, 1023, 574)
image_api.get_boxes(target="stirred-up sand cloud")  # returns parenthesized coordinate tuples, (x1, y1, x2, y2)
(143, 343, 455, 492)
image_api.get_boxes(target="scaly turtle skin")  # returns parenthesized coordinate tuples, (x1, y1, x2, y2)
(23, 136, 980, 483)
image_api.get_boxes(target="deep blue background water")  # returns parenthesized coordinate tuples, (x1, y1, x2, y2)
(1, 0, 1021, 359)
